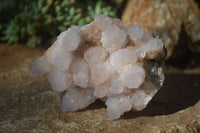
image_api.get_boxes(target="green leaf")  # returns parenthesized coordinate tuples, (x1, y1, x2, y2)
(69, 7, 75, 16)
(27, 24, 36, 35)
(56, 15, 64, 21)
(58, 25, 66, 31)
(55, 5, 61, 13)
(27, 36, 41, 47)
(42, 6, 48, 14)
(44, 15, 52, 25)
(47, 0, 53, 6)
(63, 21, 71, 26)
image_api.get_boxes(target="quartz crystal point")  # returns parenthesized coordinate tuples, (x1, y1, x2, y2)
(30, 14, 165, 120)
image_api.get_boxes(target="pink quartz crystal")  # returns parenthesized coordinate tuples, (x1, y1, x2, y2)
(30, 15, 165, 120)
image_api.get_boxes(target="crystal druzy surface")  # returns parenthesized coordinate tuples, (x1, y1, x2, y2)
(30, 15, 165, 120)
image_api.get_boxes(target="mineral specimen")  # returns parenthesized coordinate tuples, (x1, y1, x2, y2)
(30, 14, 165, 120)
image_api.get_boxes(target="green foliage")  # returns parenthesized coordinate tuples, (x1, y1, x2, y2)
(0, 0, 117, 47)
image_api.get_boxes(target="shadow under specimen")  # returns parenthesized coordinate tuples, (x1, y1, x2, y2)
(58, 73, 200, 119)
(121, 73, 200, 119)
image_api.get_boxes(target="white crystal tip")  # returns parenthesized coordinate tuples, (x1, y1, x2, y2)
(29, 56, 46, 74)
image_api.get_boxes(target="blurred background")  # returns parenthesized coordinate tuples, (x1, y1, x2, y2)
(0, 0, 117, 47)
(0, 0, 200, 132)
(1, 0, 200, 69)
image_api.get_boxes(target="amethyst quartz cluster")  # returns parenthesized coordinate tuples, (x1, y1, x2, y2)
(30, 15, 165, 120)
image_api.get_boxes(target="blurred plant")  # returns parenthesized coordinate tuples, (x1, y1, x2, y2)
(0, 0, 117, 47)
(0, 0, 27, 39)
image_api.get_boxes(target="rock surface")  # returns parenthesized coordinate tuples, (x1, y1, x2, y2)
(0, 45, 200, 132)
(122, 0, 200, 58)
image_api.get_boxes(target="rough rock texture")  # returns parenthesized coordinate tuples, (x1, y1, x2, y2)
(0, 45, 200, 132)
(30, 15, 165, 120)
(122, 0, 200, 58)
